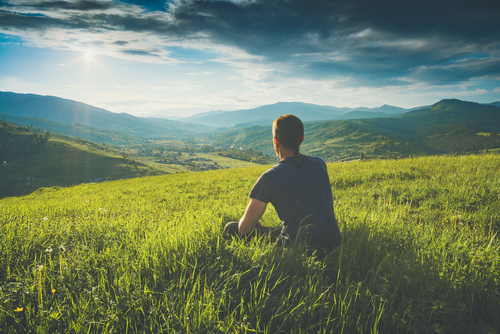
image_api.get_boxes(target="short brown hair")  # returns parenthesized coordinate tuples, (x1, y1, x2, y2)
(272, 114, 304, 171)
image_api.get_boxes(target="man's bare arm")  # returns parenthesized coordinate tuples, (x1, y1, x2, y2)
(238, 198, 267, 235)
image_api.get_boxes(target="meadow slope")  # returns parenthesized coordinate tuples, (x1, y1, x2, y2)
(1, 155, 499, 333)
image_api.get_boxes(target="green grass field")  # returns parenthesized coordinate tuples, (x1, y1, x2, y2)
(1, 154, 499, 333)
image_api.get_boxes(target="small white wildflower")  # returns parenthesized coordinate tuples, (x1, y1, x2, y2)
(59, 245, 65, 251)
(42, 217, 48, 221)
(45, 247, 52, 253)
(99, 208, 102, 210)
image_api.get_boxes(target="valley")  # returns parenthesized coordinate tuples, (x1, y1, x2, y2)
(1, 92, 500, 198)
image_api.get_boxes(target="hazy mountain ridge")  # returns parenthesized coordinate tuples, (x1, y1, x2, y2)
(182, 101, 411, 127)
(0, 91, 431, 132)
(340, 111, 391, 119)
(0, 113, 146, 145)
(0, 92, 212, 138)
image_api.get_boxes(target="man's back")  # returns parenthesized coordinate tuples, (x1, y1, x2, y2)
(250, 155, 340, 249)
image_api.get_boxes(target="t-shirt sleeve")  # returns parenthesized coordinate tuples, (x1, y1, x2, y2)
(249, 173, 272, 203)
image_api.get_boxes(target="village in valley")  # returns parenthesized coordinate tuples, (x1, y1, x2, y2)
(114, 140, 277, 174)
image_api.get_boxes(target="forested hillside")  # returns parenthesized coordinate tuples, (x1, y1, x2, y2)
(0, 121, 49, 161)
(209, 99, 500, 159)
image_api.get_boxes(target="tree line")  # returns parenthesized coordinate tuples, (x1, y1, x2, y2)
(0, 121, 50, 162)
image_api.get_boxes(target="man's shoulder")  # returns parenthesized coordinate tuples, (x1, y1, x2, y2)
(259, 159, 294, 178)
(301, 154, 325, 163)
(262, 155, 326, 176)
(301, 155, 327, 168)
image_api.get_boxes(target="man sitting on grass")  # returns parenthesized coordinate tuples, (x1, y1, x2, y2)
(224, 114, 341, 253)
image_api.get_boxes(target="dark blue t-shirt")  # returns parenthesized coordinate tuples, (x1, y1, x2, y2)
(249, 155, 340, 249)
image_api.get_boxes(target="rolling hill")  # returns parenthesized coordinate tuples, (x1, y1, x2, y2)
(366, 99, 500, 153)
(0, 122, 167, 198)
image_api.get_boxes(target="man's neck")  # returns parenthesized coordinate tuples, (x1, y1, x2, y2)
(279, 149, 299, 161)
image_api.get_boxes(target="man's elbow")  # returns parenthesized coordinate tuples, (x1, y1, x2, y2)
(238, 220, 252, 235)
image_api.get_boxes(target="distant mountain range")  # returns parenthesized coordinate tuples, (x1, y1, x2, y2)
(0, 91, 425, 135)
(1, 91, 499, 158)
(180, 102, 416, 128)
(3, 91, 499, 132)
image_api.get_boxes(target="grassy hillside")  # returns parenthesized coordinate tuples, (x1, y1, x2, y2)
(0, 124, 166, 198)
(1, 154, 499, 333)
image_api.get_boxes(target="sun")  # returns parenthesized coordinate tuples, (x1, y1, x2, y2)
(84, 51, 94, 62)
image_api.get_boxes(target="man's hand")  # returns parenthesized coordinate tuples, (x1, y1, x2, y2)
(238, 198, 267, 235)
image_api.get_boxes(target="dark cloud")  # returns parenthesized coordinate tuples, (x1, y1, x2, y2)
(118, 0, 170, 12)
(0, 10, 89, 30)
(112, 40, 128, 45)
(166, 0, 499, 52)
(121, 49, 158, 57)
(162, 0, 500, 84)
(1, 0, 499, 85)
(29, 1, 112, 10)
(412, 58, 500, 84)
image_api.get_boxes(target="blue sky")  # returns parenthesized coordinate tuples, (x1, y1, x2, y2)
(1, 0, 499, 117)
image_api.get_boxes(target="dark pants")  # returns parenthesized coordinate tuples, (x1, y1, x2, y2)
(223, 221, 336, 259)
(223, 221, 282, 242)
